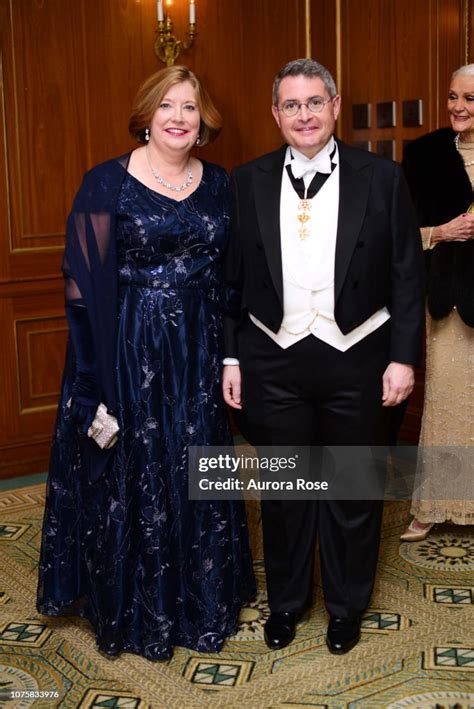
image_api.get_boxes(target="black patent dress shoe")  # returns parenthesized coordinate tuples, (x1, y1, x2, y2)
(264, 610, 307, 650)
(326, 616, 361, 655)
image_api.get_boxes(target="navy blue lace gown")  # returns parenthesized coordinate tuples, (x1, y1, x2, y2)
(37, 161, 256, 660)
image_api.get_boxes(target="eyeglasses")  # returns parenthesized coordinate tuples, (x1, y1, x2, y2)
(277, 97, 333, 117)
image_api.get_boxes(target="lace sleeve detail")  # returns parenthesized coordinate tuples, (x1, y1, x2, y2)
(421, 226, 434, 251)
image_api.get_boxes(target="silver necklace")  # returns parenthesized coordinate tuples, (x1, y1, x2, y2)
(454, 133, 474, 166)
(145, 145, 193, 192)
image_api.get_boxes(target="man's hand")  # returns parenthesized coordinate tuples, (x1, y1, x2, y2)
(222, 365, 243, 409)
(382, 362, 415, 407)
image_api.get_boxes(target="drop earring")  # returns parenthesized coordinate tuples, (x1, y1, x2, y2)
(195, 135, 201, 146)
(145, 128, 150, 142)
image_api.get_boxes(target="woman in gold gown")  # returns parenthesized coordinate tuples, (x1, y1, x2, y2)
(401, 64, 474, 541)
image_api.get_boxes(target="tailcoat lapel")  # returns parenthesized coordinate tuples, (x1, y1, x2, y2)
(334, 142, 372, 302)
(252, 146, 287, 305)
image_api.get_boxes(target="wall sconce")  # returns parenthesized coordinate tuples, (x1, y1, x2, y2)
(155, 1, 197, 66)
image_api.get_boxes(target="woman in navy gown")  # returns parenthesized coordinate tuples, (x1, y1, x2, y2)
(37, 66, 255, 660)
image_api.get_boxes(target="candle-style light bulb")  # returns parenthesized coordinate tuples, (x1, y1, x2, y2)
(190, 0, 196, 24)
(157, 0, 163, 21)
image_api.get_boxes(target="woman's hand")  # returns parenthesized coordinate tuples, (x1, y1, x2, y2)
(432, 213, 474, 242)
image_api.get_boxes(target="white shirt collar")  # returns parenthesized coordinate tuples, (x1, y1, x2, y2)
(285, 137, 337, 179)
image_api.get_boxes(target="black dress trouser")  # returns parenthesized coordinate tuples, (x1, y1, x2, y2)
(236, 317, 390, 618)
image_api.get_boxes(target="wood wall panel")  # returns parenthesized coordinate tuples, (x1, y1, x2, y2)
(0, 0, 87, 283)
(0, 35, 10, 282)
(81, 0, 155, 164)
(468, 0, 474, 60)
(340, 0, 432, 154)
(337, 0, 467, 154)
(0, 286, 65, 477)
(0, 440, 53, 479)
(310, 0, 338, 85)
(15, 317, 67, 412)
(7, 0, 88, 242)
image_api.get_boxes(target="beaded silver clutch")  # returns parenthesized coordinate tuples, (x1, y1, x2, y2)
(87, 403, 119, 449)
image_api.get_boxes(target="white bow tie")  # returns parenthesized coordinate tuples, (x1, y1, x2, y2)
(290, 153, 332, 180)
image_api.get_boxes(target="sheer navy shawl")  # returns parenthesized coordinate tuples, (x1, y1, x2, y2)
(63, 154, 131, 413)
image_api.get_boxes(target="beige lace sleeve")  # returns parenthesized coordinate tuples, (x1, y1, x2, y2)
(420, 226, 434, 251)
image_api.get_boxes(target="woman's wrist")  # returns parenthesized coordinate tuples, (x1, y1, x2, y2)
(431, 225, 443, 244)
(421, 226, 438, 250)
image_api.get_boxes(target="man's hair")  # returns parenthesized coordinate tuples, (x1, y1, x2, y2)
(272, 58, 337, 106)
(451, 63, 474, 81)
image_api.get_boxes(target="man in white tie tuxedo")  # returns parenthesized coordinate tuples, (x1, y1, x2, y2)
(222, 59, 424, 654)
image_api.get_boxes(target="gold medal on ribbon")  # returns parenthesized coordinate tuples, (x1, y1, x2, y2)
(297, 198, 312, 240)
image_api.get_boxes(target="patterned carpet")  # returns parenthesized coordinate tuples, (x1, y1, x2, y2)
(0, 482, 473, 708)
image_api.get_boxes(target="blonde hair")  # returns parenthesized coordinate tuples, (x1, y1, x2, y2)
(129, 66, 222, 147)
